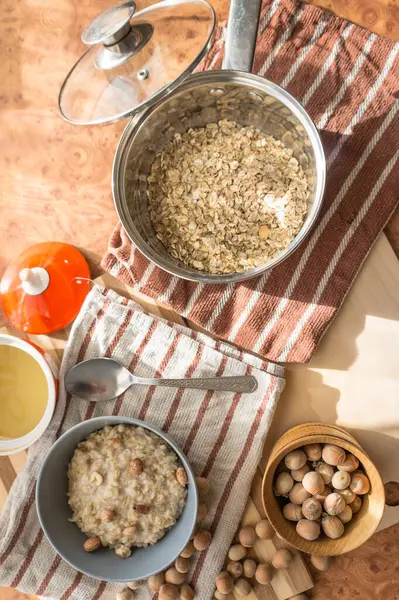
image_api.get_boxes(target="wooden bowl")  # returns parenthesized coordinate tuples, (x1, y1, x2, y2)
(262, 423, 385, 556)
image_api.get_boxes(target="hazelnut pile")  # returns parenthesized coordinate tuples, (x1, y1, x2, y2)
(214, 518, 296, 598)
(115, 476, 211, 600)
(275, 444, 370, 541)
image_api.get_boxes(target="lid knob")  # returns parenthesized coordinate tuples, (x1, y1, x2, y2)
(19, 267, 50, 296)
(82, 1, 136, 47)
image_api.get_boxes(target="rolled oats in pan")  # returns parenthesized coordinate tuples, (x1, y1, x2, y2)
(68, 424, 187, 558)
(147, 120, 309, 274)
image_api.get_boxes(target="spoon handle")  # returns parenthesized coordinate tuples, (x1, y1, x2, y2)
(132, 374, 258, 393)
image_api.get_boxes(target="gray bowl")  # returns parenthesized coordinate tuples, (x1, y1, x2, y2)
(36, 416, 198, 582)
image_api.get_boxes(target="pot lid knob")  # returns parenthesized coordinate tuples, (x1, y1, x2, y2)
(82, 1, 136, 47)
(19, 267, 50, 296)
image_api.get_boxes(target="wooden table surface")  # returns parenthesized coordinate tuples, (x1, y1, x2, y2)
(1, 0, 399, 599)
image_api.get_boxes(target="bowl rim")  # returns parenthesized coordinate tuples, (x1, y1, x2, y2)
(0, 334, 56, 456)
(262, 432, 385, 556)
(36, 415, 199, 581)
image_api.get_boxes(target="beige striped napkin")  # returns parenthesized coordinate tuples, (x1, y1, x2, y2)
(0, 286, 285, 600)
(103, 0, 399, 364)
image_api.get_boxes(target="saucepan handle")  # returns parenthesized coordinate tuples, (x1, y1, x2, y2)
(222, 0, 262, 72)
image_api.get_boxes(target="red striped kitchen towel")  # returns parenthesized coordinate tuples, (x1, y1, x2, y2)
(0, 286, 284, 600)
(102, 0, 399, 363)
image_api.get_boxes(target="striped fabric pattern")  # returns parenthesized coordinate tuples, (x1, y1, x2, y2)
(0, 287, 284, 600)
(103, 0, 399, 363)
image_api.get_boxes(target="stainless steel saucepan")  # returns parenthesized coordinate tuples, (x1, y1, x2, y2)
(59, 0, 325, 284)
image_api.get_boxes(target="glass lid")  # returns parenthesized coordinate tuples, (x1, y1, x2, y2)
(59, 0, 216, 125)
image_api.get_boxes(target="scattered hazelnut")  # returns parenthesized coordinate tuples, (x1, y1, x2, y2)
(272, 548, 292, 569)
(234, 578, 252, 596)
(337, 454, 359, 473)
(337, 505, 353, 524)
(384, 481, 399, 506)
(336, 488, 356, 504)
(83, 537, 100, 552)
(175, 556, 190, 574)
(284, 450, 307, 471)
(215, 572, 234, 594)
(255, 519, 274, 539)
(133, 504, 150, 514)
(315, 462, 334, 484)
(180, 541, 195, 558)
(275, 472, 294, 495)
(350, 495, 362, 514)
(349, 473, 370, 495)
(313, 485, 332, 502)
(196, 503, 207, 523)
(243, 559, 257, 578)
(302, 471, 325, 495)
(255, 563, 273, 585)
(99, 509, 114, 522)
(301, 498, 322, 521)
(322, 515, 345, 539)
(180, 584, 195, 600)
(289, 483, 311, 505)
(214, 592, 233, 600)
(159, 583, 179, 600)
(303, 443, 322, 461)
(228, 544, 247, 561)
(291, 463, 311, 482)
(176, 467, 188, 487)
(331, 471, 351, 490)
(227, 561, 243, 579)
(310, 555, 332, 571)
(122, 526, 135, 537)
(148, 573, 165, 592)
(238, 526, 257, 548)
(196, 476, 210, 497)
(116, 588, 134, 600)
(324, 493, 346, 516)
(165, 568, 185, 586)
(129, 458, 143, 476)
(193, 530, 212, 551)
(322, 445, 346, 467)
(127, 581, 145, 590)
(283, 503, 303, 522)
(296, 519, 320, 541)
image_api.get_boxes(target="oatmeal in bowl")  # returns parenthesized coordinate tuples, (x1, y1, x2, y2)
(68, 424, 188, 559)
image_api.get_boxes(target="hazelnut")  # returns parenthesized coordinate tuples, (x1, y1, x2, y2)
(238, 526, 257, 548)
(349, 473, 370, 495)
(83, 537, 101, 552)
(301, 498, 322, 521)
(337, 505, 353, 524)
(176, 467, 188, 487)
(196, 476, 210, 497)
(303, 443, 322, 461)
(296, 519, 321, 541)
(322, 444, 346, 467)
(255, 519, 274, 539)
(315, 462, 334, 484)
(234, 578, 252, 596)
(350, 495, 362, 514)
(322, 515, 344, 539)
(180, 541, 195, 558)
(291, 463, 311, 482)
(148, 573, 165, 592)
(271, 549, 292, 569)
(129, 458, 143, 476)
(127, 581, 145, 590)
(193, 530, 212, 551)
(122, 526, 135, 536)
(99, 509, 114, 522)
(313, 485, 331, 502)
(180, 584, 195, 600)
(332, 471, 351, 490)
(215, 572, 234, 594)
(274, 472, 294, 495)
(336, 488, 356, 504)
(289, 483, 311, 505)
(159, 583, 179, 600)
(226, 561, 243, 579)
(310, 555, 332, 571)
(337, 454, 359, 473)
(175, 556, 190, 574)
(283, 503, 303, 521)
(284, 450, 307, 471)
(133, 504, 150, 514)
(255, 563, 273, 585)
(214, 592, 233, 600)
(116, 588, 134, 600)
(165, 568, 185, 586)
(324, 492, 346, 516)
(302, 472, 325, 495)
(196, 503, 207, 523)
(115, 544, 131, 558)
(228, 544, 246, 561)
(243, 559, 257, 578)
(112, 439, 121, 448)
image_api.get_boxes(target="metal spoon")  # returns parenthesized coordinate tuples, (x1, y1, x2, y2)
(65, 357, 258, 401)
